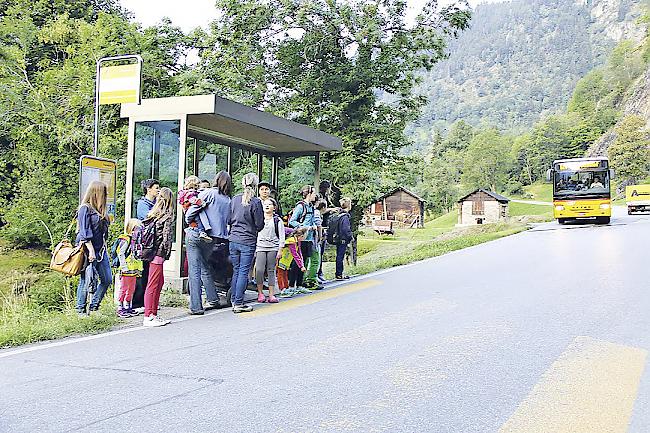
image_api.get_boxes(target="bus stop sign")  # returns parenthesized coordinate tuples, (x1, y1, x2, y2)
(79, 155, 117, 221)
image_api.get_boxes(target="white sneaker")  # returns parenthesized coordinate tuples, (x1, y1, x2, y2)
(134, 307, 145, 314)
(154, 315, 171, 325)
(143, 315, 164, 327)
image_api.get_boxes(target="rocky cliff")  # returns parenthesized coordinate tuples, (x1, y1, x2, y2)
(587, 64, 650, 156)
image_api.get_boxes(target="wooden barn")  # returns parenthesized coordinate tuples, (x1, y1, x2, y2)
(366, 187, 425, 229)
(457, 189, 509, 226)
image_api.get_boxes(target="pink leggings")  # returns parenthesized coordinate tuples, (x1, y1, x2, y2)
(144, 262, 164, 317)
(119, 275, 137, 303)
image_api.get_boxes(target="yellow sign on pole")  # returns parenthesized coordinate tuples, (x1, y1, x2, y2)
(98, 63, 141, 105)
(79, 156, 118, 221)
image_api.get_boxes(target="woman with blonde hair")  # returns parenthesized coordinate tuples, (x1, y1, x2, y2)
(141, 187, 175, 327)
(76, 180, 112, 314)
(228, 173, 264, 313)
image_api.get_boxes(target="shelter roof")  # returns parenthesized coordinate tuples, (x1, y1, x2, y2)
(121, 94, 342, 156)
(374, 187, 425, 204)
(457, 189, 510, 204)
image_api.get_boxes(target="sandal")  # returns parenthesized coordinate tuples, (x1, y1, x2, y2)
(267, 295, 279, 303)
(257, 293, 266, 303)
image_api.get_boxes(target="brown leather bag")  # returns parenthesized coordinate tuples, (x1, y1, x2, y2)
(50, 218, 87, 276)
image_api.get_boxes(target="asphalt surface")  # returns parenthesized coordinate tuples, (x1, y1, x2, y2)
(2, 207, 650, 433)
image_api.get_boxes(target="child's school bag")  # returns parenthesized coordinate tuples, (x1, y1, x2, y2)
(131, 219, 157, 261)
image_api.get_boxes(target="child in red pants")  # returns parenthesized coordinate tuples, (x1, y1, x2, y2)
(116, 219, 144, 317)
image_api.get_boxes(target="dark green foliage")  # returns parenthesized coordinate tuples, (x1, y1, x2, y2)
(608, 115, 650, 183)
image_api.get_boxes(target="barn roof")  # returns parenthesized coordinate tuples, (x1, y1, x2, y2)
(457, 189, 510, 204)
(374, 187, 425, 204)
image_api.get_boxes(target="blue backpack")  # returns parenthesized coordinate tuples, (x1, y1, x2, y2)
(109, 237, 131, 268)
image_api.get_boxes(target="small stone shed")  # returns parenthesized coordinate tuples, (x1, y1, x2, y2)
(366, 187, 425, 228)
(457, 189, 509, 226)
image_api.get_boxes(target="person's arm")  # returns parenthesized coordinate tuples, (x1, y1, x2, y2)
(185, 191, 210, 224)
(288, 204, 302, 228)
(161, 218, 174, 260)
(117, 238, 128, 272)
(77, 206, 96, 261)
(289, 242, 305, 270)
(277, 220, 286, 258)
(136, 199, 148, 220)
(252, 199, 265, 232)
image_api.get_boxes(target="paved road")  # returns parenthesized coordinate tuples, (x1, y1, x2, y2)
(2, 209, 650, 433)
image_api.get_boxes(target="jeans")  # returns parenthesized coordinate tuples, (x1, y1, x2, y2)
(186, 228, 219, 313)
(76, 249, 112, 312)
(229, 242, 256, 306)
(335, 241, 348, 277)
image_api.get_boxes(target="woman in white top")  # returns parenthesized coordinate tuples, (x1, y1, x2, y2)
(255, 198, 285, 303)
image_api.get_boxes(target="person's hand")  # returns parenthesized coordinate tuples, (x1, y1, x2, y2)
(301, 267, 307, 272)
(276, 251, 282, 260)
(120, 265, 129, 273)
(88, 252, 96, 262)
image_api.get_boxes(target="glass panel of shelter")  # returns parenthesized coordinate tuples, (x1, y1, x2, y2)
(132, 120, 180, 243)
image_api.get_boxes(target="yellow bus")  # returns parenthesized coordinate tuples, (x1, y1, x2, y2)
(547, 157, 613, 224)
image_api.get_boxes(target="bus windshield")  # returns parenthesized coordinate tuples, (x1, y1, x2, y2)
(554, 169, 610, 197)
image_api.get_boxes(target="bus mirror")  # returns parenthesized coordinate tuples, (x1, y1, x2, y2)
(609, 168, 616, 180)
(545, 169, 553, 182)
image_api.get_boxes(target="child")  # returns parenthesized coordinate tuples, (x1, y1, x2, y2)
(255, 198, 285, 303)
(277, 227, 309, 298)
(178, 175, 211, 242)
(116, 218, 144, 317)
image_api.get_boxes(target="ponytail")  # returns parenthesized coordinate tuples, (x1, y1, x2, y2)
(241, 173, 259, 206)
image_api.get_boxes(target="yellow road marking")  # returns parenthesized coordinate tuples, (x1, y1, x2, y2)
(243, 279, 382, 318)
(500, 336, 647, 433)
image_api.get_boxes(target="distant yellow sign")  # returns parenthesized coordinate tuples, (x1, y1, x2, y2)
(558, 161, 602, 171)
(99, 64, 141, 105)
(80, 156, 117, 221)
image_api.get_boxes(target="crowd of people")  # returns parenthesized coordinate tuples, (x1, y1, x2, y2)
(74, 172, 353, 327)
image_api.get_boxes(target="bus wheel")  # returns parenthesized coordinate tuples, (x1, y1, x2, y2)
(596, 217, 610, 225)
(558, 218, 567, 225)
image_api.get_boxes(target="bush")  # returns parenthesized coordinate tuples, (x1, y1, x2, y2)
(28, 273, 71, 312)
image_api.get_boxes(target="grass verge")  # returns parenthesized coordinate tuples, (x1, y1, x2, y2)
(0, 245, 120, 349)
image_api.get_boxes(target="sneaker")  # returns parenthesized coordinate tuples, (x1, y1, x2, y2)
(335, 275, 350, 280)
(116, 308, 132, 318)
(267, 295, 279, 303)
(154, 315, 171, 325)
(142, 315, 160, 327)
(126, 308, 140, 316)
(189, 310, 205, 315)
(205, 301, 221, 310)
(257, 293, 266, 303)
(279, 289, 294, 298)
(295, 287, 311, 294)
(308, 283, 324, 291)
(232, 304, 254, 313)
(77, 311, 87, 318)
(133, 307, 145, 314)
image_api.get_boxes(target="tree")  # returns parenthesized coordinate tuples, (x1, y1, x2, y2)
(193, 0, 471, 209)
(461, 128, 512, 192)
(608, 115, 650, 184)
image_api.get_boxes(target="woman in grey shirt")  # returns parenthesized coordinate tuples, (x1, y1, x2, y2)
(255, 198, 285, 303)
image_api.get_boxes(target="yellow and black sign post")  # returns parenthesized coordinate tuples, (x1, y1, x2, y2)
(93, 54, 143, 156)
(79, 155, 117, 221)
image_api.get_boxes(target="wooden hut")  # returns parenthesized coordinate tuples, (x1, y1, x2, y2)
(366, 187, 425, 229)
(457, 189, 509, 226)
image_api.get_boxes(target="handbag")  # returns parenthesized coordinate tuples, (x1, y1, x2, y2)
(50, 217, 88, 277)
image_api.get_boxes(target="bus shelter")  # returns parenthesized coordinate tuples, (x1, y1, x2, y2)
(120, 94, 342, 286)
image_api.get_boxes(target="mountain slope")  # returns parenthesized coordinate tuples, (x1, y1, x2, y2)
(409, 0, 644, 144)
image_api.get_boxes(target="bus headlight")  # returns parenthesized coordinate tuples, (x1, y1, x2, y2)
(600, 204, 610, 209)
(555, 205, 565, 211)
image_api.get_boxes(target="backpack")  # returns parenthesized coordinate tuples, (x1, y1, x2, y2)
(294, 201, 313, 224)
(327, 212, 344, 244)
(132, 219, 157, 261)
(110, 236, 131, 268)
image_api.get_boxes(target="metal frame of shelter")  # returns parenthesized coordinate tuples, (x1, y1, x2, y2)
(120, 94, 342, 283)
